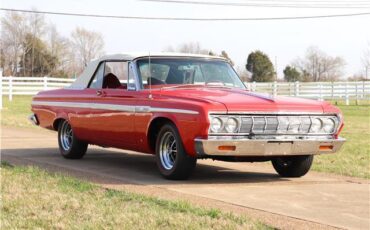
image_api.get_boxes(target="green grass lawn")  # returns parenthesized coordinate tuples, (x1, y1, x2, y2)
(1, 96, 369, 178)
(1, 96, 34, 128)
(1, 162, 269, 230)
(311, 105, 370, 179)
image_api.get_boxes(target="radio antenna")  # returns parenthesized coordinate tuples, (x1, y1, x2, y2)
(148, 52, 152, 99)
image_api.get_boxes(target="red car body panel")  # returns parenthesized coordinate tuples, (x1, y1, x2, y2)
(31, 85, 343, 157)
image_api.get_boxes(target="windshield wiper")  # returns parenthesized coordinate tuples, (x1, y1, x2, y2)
(160, 84, 201, 90)
(160, 84, 240, 90)
(204, 84, 234, 89)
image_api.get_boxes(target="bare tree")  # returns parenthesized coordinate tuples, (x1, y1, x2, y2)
(71, 27, 104, 71)
(294, 46, 345, 81)
(220, 50, 234, 66)
(1, 12, 105, 77)
(63, 42, 84, 78)
(27, 11, 46, 76)
(1, 10, 49, 76)
(164, 42, 210, 54)
(235, 66, 251, 82)
(164, 42, 235, 66)
(0, 12, 27, 76)
(47, 24, 70, 76)
(179, 42, 209, 54)
(27, 13, 46, 76)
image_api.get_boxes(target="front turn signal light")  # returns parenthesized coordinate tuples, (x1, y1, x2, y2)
(319, 145, 333, 151)
(218, 145, 236, 151)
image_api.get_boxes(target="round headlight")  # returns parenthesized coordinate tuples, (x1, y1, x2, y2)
(310, 118, 323, 133)
(322, 118, 335, 133)
(210, 117, 223, 133)
(225, 117, 238, 133)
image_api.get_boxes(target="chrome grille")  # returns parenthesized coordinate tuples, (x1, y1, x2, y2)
(240, 117, 253, 133)
(208, 114, 340, 135)
(240, 115, 330, 134)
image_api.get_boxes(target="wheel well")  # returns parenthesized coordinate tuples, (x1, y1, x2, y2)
(53, 118, 65, 131)
(147, 117, 175, 153)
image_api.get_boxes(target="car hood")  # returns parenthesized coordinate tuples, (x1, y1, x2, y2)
(157, 87, 326, 113)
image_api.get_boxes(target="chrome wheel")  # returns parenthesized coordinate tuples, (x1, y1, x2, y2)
(159, 131, 177, 170)
(155, 124, 197, 179)
(60, 122, 73, 151)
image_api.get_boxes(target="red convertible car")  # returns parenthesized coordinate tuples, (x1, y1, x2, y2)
(30, 53, 345, 179)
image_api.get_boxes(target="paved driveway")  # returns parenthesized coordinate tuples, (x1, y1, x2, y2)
(1, 127, 369, 230)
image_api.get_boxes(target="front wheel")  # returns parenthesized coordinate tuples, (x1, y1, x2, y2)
(271, 155, 313, 177)
(155, 123, 197, 180)
(58, 120, 88, 159)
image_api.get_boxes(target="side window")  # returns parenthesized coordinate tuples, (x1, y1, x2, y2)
(89, 63, 105, 89)
(105, 62, 127, 81)
(104, 62, 127, 88)
(89, 61, 137, 90)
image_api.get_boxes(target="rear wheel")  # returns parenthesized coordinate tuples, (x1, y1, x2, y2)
(58, 120, 88, 159)
(155, 123, 197, 180)
(271, 155, 313, 177)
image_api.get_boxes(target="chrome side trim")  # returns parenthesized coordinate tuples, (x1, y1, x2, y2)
(32, 101, 135, 112)
(31, 101, 199, 114)
(150, 107, 199, 114)
(135, 106, 150, 113)
(195, 137, 346, 157)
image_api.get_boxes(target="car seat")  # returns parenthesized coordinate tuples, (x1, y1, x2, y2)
(102, 73, 123, 89)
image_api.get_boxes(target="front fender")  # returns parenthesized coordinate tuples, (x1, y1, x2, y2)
(146, 112, 207, 157)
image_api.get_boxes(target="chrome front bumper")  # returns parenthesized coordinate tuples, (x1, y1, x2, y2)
(28, 114, 39, 126)
(195, 137, 345, 157)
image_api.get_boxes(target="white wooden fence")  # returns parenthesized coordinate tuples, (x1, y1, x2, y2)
(245, 81, 370, 104)
(1, 76, 74, 100)
(0, 76, 369, 108)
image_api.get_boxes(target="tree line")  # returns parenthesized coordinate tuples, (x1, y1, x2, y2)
(0, 11, 104, 78)
(1, 12, 368, 82)
(165, 42, 369, 82)
(247, 47, 347, 82)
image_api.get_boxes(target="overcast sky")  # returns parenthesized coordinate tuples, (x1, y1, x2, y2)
(2, 0, 370, 78)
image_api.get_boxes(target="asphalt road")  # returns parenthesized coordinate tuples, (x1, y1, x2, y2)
(1, 127, 369, 230)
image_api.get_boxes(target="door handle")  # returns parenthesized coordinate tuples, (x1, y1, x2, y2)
(96, 90, 104, 96)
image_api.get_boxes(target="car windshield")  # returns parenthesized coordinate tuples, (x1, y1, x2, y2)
(136, 58, 246, 89)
